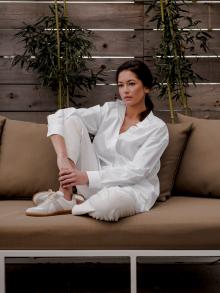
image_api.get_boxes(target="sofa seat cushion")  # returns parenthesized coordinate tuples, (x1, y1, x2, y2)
(1, 197, 220, 250)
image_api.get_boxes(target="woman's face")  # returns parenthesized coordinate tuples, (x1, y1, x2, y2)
(117, 70, 150, 108)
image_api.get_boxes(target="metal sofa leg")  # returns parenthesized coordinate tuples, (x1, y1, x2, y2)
(0, 255, 5, 293)
(130, 256, 137, 293)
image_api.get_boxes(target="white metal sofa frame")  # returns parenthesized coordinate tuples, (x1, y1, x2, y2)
(1, 250, 220, 293)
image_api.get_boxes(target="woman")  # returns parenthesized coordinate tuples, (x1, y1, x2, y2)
(26, 60, 169, 221)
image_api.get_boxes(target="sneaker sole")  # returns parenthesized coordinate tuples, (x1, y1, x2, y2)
(25, 209, 72, 217)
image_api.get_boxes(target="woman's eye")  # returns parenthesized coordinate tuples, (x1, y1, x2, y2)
(117, 84, 123, 88)
(129, 83, 135, 86)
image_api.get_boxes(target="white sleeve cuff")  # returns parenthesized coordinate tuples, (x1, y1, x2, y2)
(86, 171, 102, 190)
(47, 125, 64, 137)
(47, 113, 64, 137)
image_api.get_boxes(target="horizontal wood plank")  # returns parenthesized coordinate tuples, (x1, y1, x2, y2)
(156, 110, 220, 123)
(0, 3, 144, 29)
(0, 29, 143, 56)
(144, 4, 220, 29)
(0, 57, 219, 84)
(0, 111, 51, 123)
(0, 84, 57, 111)
(143, 57, 220, 83)
(151, 85, 220, 111)
(0, 84, 220, 111)
(0, 57, 145, 85)
(0, 58, 134, 85)
(144, 30, 220, 56)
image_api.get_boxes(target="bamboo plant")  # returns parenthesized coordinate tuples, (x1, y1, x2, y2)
(12, 0, 104, 109)
(146, 0, 212, 122)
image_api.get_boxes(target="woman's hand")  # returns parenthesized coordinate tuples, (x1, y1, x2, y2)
(59, 168, 89, 188)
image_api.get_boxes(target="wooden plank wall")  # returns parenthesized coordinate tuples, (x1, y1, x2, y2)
(0, 0, 219, 123)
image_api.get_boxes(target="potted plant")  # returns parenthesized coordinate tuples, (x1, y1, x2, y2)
(12, 0, 104, 109)
(146, 0, 213, 122)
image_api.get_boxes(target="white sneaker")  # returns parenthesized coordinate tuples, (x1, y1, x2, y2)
(32, 189, 55, 205)
(26, 191, 75, 217)
(32, 189, 85, 206)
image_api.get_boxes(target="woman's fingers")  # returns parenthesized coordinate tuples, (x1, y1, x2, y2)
(59, 170, 78, 188)
(59, 173, 74, 181)
(61, 178, 75, 186)
(59, 175, 76, 184)
(59, 168, 72, 176)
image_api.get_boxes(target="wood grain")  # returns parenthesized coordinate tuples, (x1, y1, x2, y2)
(144, 3, 220, 29)
(0, 1, 219, 120)
(0, 3, 144, 29)
(1, 57, 219, 84)
(0, 84, 220, 111)
(144, 30, 220, 56)
(0, 29, 143, 56)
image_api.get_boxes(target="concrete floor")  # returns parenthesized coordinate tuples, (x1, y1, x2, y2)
(5, 262, 220, 292)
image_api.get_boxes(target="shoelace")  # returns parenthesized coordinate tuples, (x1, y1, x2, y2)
(75, 194, 85, 204)
(47, 191, 60, 200)
(43, 191, 85, 205)
(44, 192, 59, 203)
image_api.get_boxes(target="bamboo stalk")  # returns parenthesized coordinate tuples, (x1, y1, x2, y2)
(167, 83, 175, 123)
(164, 0, 189, 115)
(159, 0, 175, 122)
(54, 0, 62, 108)
(64, 0, 70, 108)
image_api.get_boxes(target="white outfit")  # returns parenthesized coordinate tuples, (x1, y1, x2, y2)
(47, 100, 169, 221)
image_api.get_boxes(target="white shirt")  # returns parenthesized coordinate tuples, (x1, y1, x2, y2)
(47, 100, 169, 212)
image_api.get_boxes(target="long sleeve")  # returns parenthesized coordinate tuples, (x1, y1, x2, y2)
(87, 124, 169, 189)
(47, 104, 102, 137)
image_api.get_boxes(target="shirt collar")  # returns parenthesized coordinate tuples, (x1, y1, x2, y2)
(137, 111, 154, 127)
(117, 99, 154, 126)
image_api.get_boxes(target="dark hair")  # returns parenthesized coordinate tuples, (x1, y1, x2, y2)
(116, 59, 154, 121)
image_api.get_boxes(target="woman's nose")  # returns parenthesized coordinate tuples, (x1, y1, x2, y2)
(123, 85, 129, 93)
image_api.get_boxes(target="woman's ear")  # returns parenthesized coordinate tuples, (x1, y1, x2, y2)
(144, 87, 150, 94)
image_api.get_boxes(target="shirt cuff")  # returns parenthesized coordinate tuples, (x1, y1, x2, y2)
(47, 114, 64, 137)
(47, 125, 64, 137)
(86, 171, 102, 190)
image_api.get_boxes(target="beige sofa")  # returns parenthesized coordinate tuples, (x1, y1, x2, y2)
(0, 113, 220, 293)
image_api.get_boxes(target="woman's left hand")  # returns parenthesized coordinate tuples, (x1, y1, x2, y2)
(59, 168, 89, 188)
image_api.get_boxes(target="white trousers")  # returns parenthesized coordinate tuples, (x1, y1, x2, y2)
(63, 116, 137, 221)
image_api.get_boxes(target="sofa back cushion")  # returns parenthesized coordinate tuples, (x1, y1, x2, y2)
(174, 114, 220, 197)
(0, 118, 59, 199)
(0, 116, 192, 200)
(158, 122, 192, 201)
(0, 116, 6, 141)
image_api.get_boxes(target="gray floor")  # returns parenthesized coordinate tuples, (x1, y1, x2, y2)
(6, 262, 220, 292)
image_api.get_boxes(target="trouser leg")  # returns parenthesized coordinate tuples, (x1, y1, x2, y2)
(63, 115, 99, 199)
(72, 187, 137, 221)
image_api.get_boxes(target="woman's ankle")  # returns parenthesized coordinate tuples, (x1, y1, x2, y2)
(59, 186, 72, 201)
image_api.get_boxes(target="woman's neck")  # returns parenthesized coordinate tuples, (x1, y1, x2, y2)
(125, 104, 146, 120)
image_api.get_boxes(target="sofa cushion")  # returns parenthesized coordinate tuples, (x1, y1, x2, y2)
(174, 114, 220, 197)
(1, 196, 220, 249)
(157, 122, 192, 201)
(0, 118, 59, 199)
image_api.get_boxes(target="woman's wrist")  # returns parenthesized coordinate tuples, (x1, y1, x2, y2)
(57, 153, 68, 159)
(84, 172, 89, 185)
